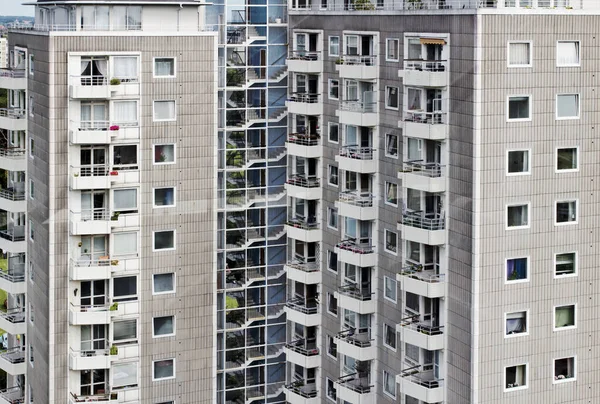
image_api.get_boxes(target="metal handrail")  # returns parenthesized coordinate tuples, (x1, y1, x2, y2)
(290, 0, 573, 10)
(0, 228, 26, 242)
(76, 120, 109, 130)
(286, 260, 319, 272)
(0, 265, 25, 283)
(340, 99, 376, 113)
(404, 60, 448, 72)
(287, 217, 319, 230)
(70, 74, 108, 86)
(399, 266, 445, 283)
(338, 283, 373, 301)
(70, 342, 110, 357)
(336, 239, 374, 254)
(404, 110, 446, 125)
(339, 55, 377, 66)
(0, 309, 25, 324)
(0, 148, 25, 158)
(339, 145, 374, 160)
(285, 297, 318, 314)
(70, 392, 115, 403)
(285, 339, 319, 356)
(285, 381, 318, 398)
(402, 160, 445, 178)
(0, 69, 26, 78)
(70, 208, 110, 221)
(338, 191, 373, 207)
(335, 329, 373, 347)
(400, 370, 443, 389)
(0, 108, 26, 119)
(286, 174, 320, 188)
(0, 386, 24, 404)
(401, 210, 445, 230)
(0, 347, 25, 364)
(0, 187, 26, 201)
(289, 50, 321, 61)
(289, 93, 320, 103)
(69, 302, 111, 312)
(287, 133, 320, 146)
(70, 165, 110, 177)
(336, 373, 373, 393)
(70, 257, 111, 267)
(400, 320, 444, 336)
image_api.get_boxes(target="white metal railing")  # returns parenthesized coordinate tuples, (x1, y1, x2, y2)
(70, 257, 112, 268)
(0, 69, 26, 78)
(289, 93, 320, 103)
(76, 120, 110, 131)
(339, 145, 374, 160)
(286, 174, 320, 188)
(0, 108, 26, 119)
(0, 148, 26, 158)
(288, 133, 320, 146)
(70, 165, 110, 177)
(287, 216, 319, 230)
(336, 239, 374, 254)
(404, 60, 448, 72)
(290, 0, 582, 11)
(399, 266, 445, 283)
(404, 110, 446, 124)
(70, 342, 109, 357)
(0, 347, 25, 364)
(70, 74, 108, 86)
(0, 187, 26, 201)
(339, 55, 377, 66)
(9, 22, 217, 32)
(70, 209, 110, 222)
(402, 210, 445, 230)
(339, 191, 374, 207)
(402, 160, 444, 177)
(70, 392, 115, 403)
(70, 303, 111, 313)
(289, 50, 321, 61)
(286, 259, 319, 272)
(340, 99, 376, 113)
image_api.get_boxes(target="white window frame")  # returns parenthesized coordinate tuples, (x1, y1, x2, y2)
(152, 315, 176, 338)
(326, 377, 337, 402)
(554, 251, 577, 278)
(327, 250, 338, 274)
(29, 219, 34, 241)
(384, 229, 398, 256)
(326, 292, 338, 316)
(152, 230, 176, 252)
(505, 202, 530, 230)
(383, 370, 396, 398)
(505, 256, 529, 284)
(553, 356, 576, 384)
(328, 207, 338, 230)
(383, 323, 397, 351)
(504, 310, 529, 338)
(506, 95, 532, 122)
(385, 182, 398, 206)
(153, 57, 177, 78)
(383, 276, 397, 303)
(556, 40, 580, 67)
(386, 38, 400, 62)
(28, 54, 34, 76)
(152, 358, 176, 381)
(385, 86, 399, 110)
(328, 122, 339, 144)
(506, 149, 531, 176)
(555, 146, 579, 173)
(152, 273, 176, 295)
(29, 179, 34, 200)
(326, 335, 337, 360)
(385, 133, 398, 159)
(153, 187, 176, 208)
(152, 100, 176, 122)
(328, 165, 338, 187)
(504, 363, 528, 391)
(328, 79, 339, 100)
(553, 303, 576, 331)
(555, 93, 580, 120)
(507, 41, 532, 68)
(554, 199, 578, 226)
(153, 143, 177, 165)
(29, 137, 34, 159)
(329, 36, 340, 57)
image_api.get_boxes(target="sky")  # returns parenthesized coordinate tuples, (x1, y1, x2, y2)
(2, 0, 34, 17)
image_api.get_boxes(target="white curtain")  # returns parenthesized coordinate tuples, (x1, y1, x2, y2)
(113, 57, 138, 81)
(346, 36, 358, 56)
(113, 101, 137, 125)
(96, 6, 110, 30)
(407, 138, 421, 160)
(112, 362, 138, 388)
(113, 189, 137, 211)
(154, 101, 175, 120)
(81, 6, 95, 29)
(386, 183, 397, 204)
(111, 6, 127, 30)
(345, 125, 357, 146)
(557, 94, 578, 118)
(113, 232, 138, 256)
(509, 43, 530, 65)
(408, 39, 421, 59)
(555, 306, 574, 327)
(155, 59, 174, 76)
(345, 80, 358, 101)
(408, 88, 422, 110)
(94, 59, 108, 83)
(153, 274, 173, 293)
(80, 104, 92, 123)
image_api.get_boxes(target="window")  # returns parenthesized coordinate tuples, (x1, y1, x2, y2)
(113, 232, 138, 256)
(554, 304, 576, 329)
(153, 316, 175, 337)
(328, 165, 338, 186)
(113, 319, 137, 342)
(345, 35, 358, 56)
(506, 311, 527, 336)
(507, 96, 531, 121)
(506, 257, 528, 282)
(555, 252, 576, 277)
(327, 292, 338, 316)
(385, 86, 399, 110)
(112, 362, 138, 389)
(113, 189, 138, 214)
(153, 273, 176, 294)
(328, 207, 338, 229)
(29, 137, 34, 158)
(386, 39, 399, 61)
(506, 203, 529, 229)
(555, 200, 577, 225)
(29, 303, 34, 323)
(328, 122, 339, 143)
(507, 150, 530, 175)
(154, 58, 176, 77)
(385, 182, 398, 205)
(113, 56, 139, 82)
(113, 276, 137, 302)
(28, 54, 34, 75)
(327, 335, 337, 359)
(327, 250, 338, 273)
(556, 147, 578, 171)
(29, 220, 34, 241)
(113, 100, 138, 126)
(385, 134, 398, 158)
(113, 145, 138, 170)
(554, 357, 576, 382)
(505, 364, 527, 390)
(111, 6, 142, 30)
(29, 345, 34, 364)
(326, 378, 337, 401)
(329, 79, 339, 100)
(154, 188, 176, 208)
(507, 42, 531, 67)
(153, 100, 176, 121)
(154, 230, 176, 251)
(384, 230, 397, 254)
(154, 144, 176, 164)
(384, 276, 397, 302)
(556, 94, 579, 119)
(329, 36, 340, 56)
(557, 41, 580, 66)
(28, 95, 34, 117)
(29, 180, 34, 200)
(383, 370, 396, 398)
(383, 324, 396, 350)
(153, 359, 175, 380)
(29, 261, 34, 283)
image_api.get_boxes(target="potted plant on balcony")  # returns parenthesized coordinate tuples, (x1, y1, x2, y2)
(353, 0, 375, 10)
(109, 345, 118, 355)
(110, 78, 121, 85)
(110, 259, 119, 266)
(109, 302, 119, 311)
(111, 212, 120, 221)
(109, 125, 120, 131)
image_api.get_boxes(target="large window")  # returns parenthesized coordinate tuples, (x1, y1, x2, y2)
(329, 36, 340, 57)
(384, 276, 396, 302)
(153, 273, 175, 294)
(113, 276, 137, 302)
(383, 370, 396, 398)
(113, 145, 137, 170)
(556, 41, 580, 66)
(507, 95, 531, 121)
(113, 101, 138, 126)
(508, 42, 531, 67)
(154, 187, 176, 208)
(153, 100, 176, 121)
(383, 324, 396, 350)
(111, 6, 142, 30)
(113, 319, 137, 342)
(554, 304, 576, 330)
(505, 311, 527, 336)
(113, 232, 138, 256)
(113, 56, 138, 82)
(506, 204, 529, 229)
(113, 188, 138, 214)
(555, 200, 577, 225)
(112, 362, 138, 389)
(153, 359, 175, 381)
(153, 316, 175, 337)
(555, 252, 576, 277)
(81, 6, 110, 30)
(154, 58, 176, 78)
(507, 150, 530, 175)
(556, 147, 578, 171)
(505, 364, 527, 390)
(556, 94, 579, 119)
(554, 357, 576, 383)
(154, 230, 176, 251)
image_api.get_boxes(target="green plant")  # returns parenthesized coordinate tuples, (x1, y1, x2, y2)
(109, 345, 118, 355)
(109, 302, 119, 311)
(407, 0, 423, 9)
(110, 78, 121, 85)
(335, 58, 344, 65)
(73, 172, 79, 177)
(110, 260, 119, 266)
(353, 0, 375, 10)
(111, 212, 120, 221)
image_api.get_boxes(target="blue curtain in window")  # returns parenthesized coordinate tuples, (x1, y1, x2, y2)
(507, 258, 526, 279)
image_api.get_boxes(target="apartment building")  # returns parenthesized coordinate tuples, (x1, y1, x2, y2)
(1, 1, 217, 403)
(285, 1, 600, 403)
(0, 38, 8, 69)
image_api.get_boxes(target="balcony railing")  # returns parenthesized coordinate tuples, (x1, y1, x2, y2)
(71, 75, 108, 86)
(336, 373, 373, 393)
(0, 309, 25, 324)
(286, 175, 320, 188)
(400, 318, 444, 336)
(336, 239, 374, 254)
(70, 303, 111, 313)
(340, 99, 376, 113)
(289, 93, 320, 103)
(71, 257, 112, 268)
(404, 60, 448, 72)
(401, 211, 445, 231)
(339, 191, 373, 207)
(288, 133, 320, 146)
(400, 368, 443, 389)
(399, 265, 445, 283)
(285, 339, 319, 356)
(70, 209, 111, 222)
(0, 187, 25, 201)
(70, 342, 110, 358)
(0, 148, 26, 158)
(0, 347, 25, 364)
(0, 108, 26, 119)
(285, 381, 318, 398)
(287, 216, 318, 230)
(286, 258, 319, 272)
(70, 392, 117, 403)
(0, 69, 26, 78)
(0, 386, 24, 404)
(338, 283, 373, 301)
(0, 266, 25, 283)
(289, 50, 321, 61)
(404, 110, 446, 124)
(290, 0, 582, 11)
(339, 145, 374, 160)
(402, 160, 444, 178)
(336, 329, 373, 347)
(339, 55, 377, 66)
(285, 297, 318, 314)
(0, 227, 25, 242)
(71, 165, 110, 177)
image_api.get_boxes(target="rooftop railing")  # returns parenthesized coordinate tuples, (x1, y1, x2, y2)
(291, 0, 584, 11)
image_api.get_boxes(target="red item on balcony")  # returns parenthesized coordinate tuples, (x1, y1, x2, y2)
(110, 171, 119, 176)
(109, 125, 120, 131)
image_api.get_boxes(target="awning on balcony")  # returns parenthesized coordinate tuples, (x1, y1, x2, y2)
(420, 38, 446, 45)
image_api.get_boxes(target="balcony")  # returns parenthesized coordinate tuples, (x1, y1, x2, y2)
(284, 297, 320, 327)
(0, 187, 26, 213)
(285, 260, 321, 284)
(286, 93, 322, 116)
(335, 330, 376, 361)
(397, 318, 444, 351)
(69, 120, 114, 144)
(0, 69, 26, 90)
(0, 227, 26, 253)
(0, 309, 26, 335)
(399, 60, 448, 88)
(70, 166, 111, 190)
(284, 339, 321, 368)
(0, 387, 24, 404)
(397, 266, 445, 298)
(0, 347, 25, 375)
(336, 284, 375, 314)
(335, 240, 376, 267)
(335, 145, 377, 173)
(109, 78, 141, 97)
(287, 50, 322, 73)
(338, 100, 377, 127)
(286, 217, 320, 243)
(110, 212, 140, 230)
(109, 168, 140, 186)
(0, 259, 26, 295)
(336, 56, 378, 80)
(69, 209, 111, 235)
(397, 370, 443, 403)
(110, 255, 140, 274)
(399, 211, 446, 246)
(69, 257, 112, 281)
(401, 111, 448, 140)
(287, 133, 321, 158)
(335, 375, 375, 404)
(399, 161, 446, 193)
(284, 381, 318, 404)
(0, 108, 27, 131)
(0, 148, 26, 172)
(69, 75, 110, 99)
(69, 346, 113, 370)
(285, 175, 322, 200)
(68, 304, 111, 325)
(336, 191, 376, 221)
(69, 392, 118, 404)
